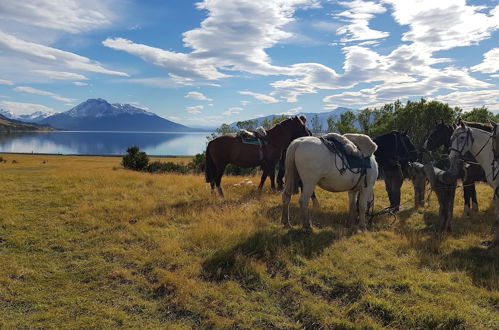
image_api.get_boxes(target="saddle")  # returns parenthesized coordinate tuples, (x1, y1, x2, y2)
(320, 133, 372, 170)
(237, 126, 267, 145)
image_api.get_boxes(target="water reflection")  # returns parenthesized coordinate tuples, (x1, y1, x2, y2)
(0, 131, 210, 155)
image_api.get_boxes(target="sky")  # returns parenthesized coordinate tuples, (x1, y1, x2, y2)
(0, 0, 498, 128)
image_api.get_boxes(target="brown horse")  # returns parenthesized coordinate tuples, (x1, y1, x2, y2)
(205, 116, 310, 197)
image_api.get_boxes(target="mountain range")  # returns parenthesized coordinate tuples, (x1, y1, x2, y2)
(1, 98, 360, 132)
(0, 114, 53, 133)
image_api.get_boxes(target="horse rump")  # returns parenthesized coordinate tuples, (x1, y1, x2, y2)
(205, 142, 215, 184)
(283, 139, 301, 195)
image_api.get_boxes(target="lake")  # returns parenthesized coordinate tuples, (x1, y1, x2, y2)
(0, 131, 211, 156)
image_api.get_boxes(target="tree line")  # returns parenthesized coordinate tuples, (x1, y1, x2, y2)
(214, 99, 497, 150)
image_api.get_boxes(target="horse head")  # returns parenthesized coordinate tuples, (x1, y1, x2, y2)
(424, 120, 453, 151)
(267, 116, 311, 148)
(397, 130, 418, 162)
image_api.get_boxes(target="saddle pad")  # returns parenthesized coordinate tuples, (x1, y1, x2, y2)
(320, 136, 371, 169)
(240, 136, 262, 145)
(346, 154, 371, 169)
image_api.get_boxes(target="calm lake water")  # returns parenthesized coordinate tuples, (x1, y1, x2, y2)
(0, 131, 211, 156)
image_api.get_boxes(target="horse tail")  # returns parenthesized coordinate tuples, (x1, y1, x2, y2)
(205, 142, 215, 183)
(284, 139, 301, 195)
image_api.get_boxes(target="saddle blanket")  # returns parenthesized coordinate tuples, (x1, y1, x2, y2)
(240, 136, 263, 145)
(321, 135, 372, 169)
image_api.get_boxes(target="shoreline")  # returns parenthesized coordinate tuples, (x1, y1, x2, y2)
(0, 152, 194, 158)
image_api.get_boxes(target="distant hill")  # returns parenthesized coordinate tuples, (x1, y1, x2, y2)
(39, 99, 196, 132)
(0, 109, 54, 123)
(230, 107, 359, 131)
(0, 114, 54, 132)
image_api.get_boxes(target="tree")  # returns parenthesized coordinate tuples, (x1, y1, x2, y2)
(122, 146, 149, 171)
(271, 114, 288, 126)
(310, 114, 323, 133)
(327, 116, 337, 132)
(357, 108, 373, 135)
(207, 123, 236, 142)
(461, 106, 493, 123)
(261, 118, 272, 129)
(236, 119, 258, 131)
(336, 111, 359, 134)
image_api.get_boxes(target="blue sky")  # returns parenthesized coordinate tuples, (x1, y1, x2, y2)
(0, 0, 498, 127)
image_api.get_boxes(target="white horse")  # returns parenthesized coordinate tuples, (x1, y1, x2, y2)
(281, 134, 379, 231)
(449, 121, 499, 246)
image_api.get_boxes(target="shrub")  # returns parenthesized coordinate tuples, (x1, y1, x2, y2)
(122, 146, 149, 171)
(188, 152, 206, 173)
(147, 161, 188, 174)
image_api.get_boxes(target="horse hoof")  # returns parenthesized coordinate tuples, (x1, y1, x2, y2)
(302, 226, 313, 233)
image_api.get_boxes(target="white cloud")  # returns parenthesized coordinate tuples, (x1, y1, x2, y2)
(384, 0, 499, 51)
(335, 0, 389, 43)
(73, 82, 88, 86)
(103, 37, 227, 80)
(238, 91, 279, 103)
(0, 30, 128, 78)
(186, 105, 204, 114)
(240, 100, 250, 106)
(280, 106, 303, 115)
(184, 91, 213, 101)
(223, 106, 243, 116)
(471, 48, 499, 74)
(0, 79, 14, 85)
(14, 86, 75, 103)
(103, 0, 320, 81)
(32, 70, 88, 81)
(0, 100, 56, 115)
(431, 89, 499, 111)
(0, 0, 116, 34)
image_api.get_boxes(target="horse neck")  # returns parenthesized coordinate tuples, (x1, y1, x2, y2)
(266, 124, 291, 148)
(469, 129, 494, 182)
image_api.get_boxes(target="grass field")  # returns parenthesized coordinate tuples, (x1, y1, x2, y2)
(0, 154, 497, 329)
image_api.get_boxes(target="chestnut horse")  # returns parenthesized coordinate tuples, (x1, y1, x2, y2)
(205, 116, 310, 197)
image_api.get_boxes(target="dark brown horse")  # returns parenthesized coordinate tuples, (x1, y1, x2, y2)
(205, 116, 310, 197)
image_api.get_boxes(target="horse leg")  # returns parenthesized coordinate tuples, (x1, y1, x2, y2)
(277, 154, 285, 191)
(348, 190, 358, 227)
(215, 165, 226, 198)
(269, 163, 276, 191)
(384, 169, 402, 211)
(470, 183, 479, 213)
(311, 191, 320, 209)
(463, 185, 471, 217)
(299, 183, 315, 232)
(358, 187, 373, 230)
(281, 186, 292, 228)
(258, 165, 268, 191)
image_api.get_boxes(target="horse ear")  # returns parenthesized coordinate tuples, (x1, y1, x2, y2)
(489, 120, 497, 128)
(459, 119, 466, 128)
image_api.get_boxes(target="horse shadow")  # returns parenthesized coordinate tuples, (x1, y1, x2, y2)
(402, 209, 499, 289)
(263, 204, 353, 230)
(201, 227, 341, 290)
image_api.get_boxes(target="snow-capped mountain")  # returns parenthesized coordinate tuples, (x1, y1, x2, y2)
(39, 98, 194, 132)
(64, 99, 156, 118)
(0, 109, 54, 123)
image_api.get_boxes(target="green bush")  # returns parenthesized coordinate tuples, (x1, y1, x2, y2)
(147, 161, 188, 173)
(122, 146, 149, 171)
(188, 152, 206, 173)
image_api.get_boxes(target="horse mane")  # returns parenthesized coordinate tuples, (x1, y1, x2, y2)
(463, 121, 492, 132)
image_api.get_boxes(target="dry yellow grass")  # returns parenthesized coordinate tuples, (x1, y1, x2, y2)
(0, 154, 497, 329)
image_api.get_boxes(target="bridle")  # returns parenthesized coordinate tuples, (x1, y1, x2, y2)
(449, 127, 491, 160)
